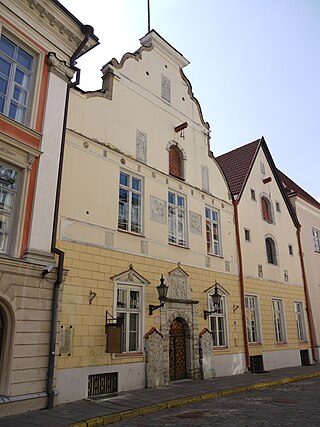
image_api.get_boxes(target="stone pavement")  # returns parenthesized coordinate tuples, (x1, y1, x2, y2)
(1, 364, 319, 427)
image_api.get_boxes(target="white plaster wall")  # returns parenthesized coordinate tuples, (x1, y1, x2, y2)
(59, 132, 238, 273)
(28, 71, 67, 254)
(213, 353, 247, 377)
(56, 362, 145, 404)
(292, 198, 320, 348)
(238, 147, 302, 285)
(263, 348, 303, 371)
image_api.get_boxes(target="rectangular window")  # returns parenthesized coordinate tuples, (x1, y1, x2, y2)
(288, 244, 293, 256)
(294, 301, 307, 342)
(168, 191, 187, 246)
(0, 162, 19, 254)
(0, 34, 34, 125)
(210, 297, 227, 347)
(275, 201, 281, 212)
(312, 228, 320, 253)
(260, 162, 265, 174)
(116, 286, 141, 352)
(272, 298, 286, 343)
(245, 295, 260, 343)
(250, 189, 256, 201)
(244, 228, 251, 242)
(205, 207, 221, 256)
(118, 171, 143, 234)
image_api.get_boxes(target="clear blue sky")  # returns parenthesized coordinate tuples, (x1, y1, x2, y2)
(61, 0, 320, 201)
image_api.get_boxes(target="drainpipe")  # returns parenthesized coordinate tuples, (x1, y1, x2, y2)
(297, 225, 317, 363)
(233, 200, 250, 370)
(47, 25, 95, 410)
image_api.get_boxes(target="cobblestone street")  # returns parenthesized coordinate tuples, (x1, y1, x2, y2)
(110, 378, 320, 427)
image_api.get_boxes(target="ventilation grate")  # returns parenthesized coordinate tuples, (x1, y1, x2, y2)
(88, 372, 118, 397)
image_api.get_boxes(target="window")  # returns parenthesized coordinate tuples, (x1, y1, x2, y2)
(116, 286, 142, 352)
(261, 196, 273, 223)
(209, 295, 227, 347)
(250, 189, 256, 201)
(244, 228, 251, 242)
(266, 237, 277, 265)
(272, 298, 286, 343)
(275, 202, 281, 213)
(168, 191, 187, 246)
(169, 145, 184, 179)
(0, 163, 19, 254)
(288, 244, 293, 256)
(118, 171, 142, 234)
(0, 34, 34, 125)
(260, 162, 265, 174)
(294, 301, 307, 342)
(245, 295, 261, 343)
(313, 228, 320, 253)
(205, 207, 221, 256)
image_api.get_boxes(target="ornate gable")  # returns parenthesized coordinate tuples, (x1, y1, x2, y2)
(111, 264, 150, 285)
(167, 265, 191, 300)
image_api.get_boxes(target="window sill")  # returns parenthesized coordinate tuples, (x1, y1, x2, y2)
(248, 342, 262, 346)
(207, 252, 223, 259)
(275, 341, 287, 346)
(213, 346, 229, 351)
(118, 229, 145, 238)
(169, 242, 189, 250)
(114, 352, 143, 358)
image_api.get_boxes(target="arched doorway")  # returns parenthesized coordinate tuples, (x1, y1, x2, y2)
(169, 318, 187, 380)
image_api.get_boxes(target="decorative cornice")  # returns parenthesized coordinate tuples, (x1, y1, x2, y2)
(47, 52, 74, 81)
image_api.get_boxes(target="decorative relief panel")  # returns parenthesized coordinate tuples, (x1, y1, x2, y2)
(105, 231, 114, 247)
(150, 196, 166, 224)
(189, 211, 202, 235)
(199, 329, 215, 379)
(136, 130, 147, 163)
(167, 268, 191, 300)
(145, 328, 164, 388)
(201, 165, 209, 192)
(141, 240, 148, 254)
(161, 74, 171, 103)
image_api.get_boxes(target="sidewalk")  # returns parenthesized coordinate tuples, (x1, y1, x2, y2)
(1, 364, 320, 427)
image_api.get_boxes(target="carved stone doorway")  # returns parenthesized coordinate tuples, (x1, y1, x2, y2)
(169, 318, 187, 380)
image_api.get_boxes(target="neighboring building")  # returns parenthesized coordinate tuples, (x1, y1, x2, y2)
(56, 30, 245, 403)
(279, 170, 320, 360)
(0, 0, 98, 416)
(217, 137, 314, 372)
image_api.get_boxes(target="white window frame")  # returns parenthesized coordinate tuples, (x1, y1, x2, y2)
(0, 27, 41, 127)
(118, 170, 143, 235)
(312, 227, 320, 253)
(294, 301, 307, 342)
(205, 206, 222, 256)
(208, 291, 228, 348)
(168, 190, 187, 247)
(245, 295, 261, 344)
(115, 283, 143, 353)
(272, 298, 286, 343)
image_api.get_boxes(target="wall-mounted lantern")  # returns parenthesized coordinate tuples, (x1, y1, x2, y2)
(204, 283, 222, 319)
(149, 275, 169, 315)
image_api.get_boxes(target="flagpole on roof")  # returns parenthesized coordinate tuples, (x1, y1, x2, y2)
(147, 0, 151, 32)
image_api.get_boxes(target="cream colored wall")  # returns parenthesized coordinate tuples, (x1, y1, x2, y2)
(67, 47, 228, 201)
(238, 147, 302, 285)
(60, 131, 237, 273)
(291, 197, 320, 349)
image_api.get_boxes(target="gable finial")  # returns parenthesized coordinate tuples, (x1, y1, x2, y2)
(129, 263, 133, 269)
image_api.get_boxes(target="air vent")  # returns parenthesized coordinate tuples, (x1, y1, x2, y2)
(88, 372, 118, 397)
(300, 350, 310, 366)
(250, 355, 264, 373)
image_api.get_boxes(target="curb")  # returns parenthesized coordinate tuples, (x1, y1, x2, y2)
(71, 372, 320, 427)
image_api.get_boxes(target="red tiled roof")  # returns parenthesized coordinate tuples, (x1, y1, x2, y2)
(216, 139, 261, 196)
(278, 170, 320, 210)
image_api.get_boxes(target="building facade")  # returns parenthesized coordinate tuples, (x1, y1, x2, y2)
(0, 0, 98, 416)
(56, 30, 246, 403)
(217, 138, 313, 372)
(279, 171, 320, 360)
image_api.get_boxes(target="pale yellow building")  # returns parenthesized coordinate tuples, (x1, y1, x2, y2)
(56, 31, 244, 403)
(217, 138, 313, 372)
